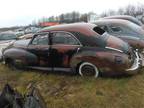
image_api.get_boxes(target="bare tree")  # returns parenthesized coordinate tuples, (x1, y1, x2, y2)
(80, 13, 88, 22)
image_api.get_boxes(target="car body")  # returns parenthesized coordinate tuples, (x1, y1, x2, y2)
(0, 32, 17, 60)
(94, 19, 144, 51)
(102, 15, 143, 27)
(2, 23, 142, 77)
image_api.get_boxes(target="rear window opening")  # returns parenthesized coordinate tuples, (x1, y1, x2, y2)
(93, 27, 105, 35)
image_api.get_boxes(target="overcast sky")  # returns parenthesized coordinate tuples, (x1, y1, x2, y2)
(0, 0, 144, 27)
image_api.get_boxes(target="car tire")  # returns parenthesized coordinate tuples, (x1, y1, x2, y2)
(78, 62, 99, 78)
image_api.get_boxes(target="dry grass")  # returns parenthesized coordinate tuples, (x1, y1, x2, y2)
(0, 64, 144, 108)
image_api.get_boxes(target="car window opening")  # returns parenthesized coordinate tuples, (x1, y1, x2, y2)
(93, 27, 105, 35)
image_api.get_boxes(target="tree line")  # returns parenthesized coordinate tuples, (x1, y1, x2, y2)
(32, 4, 144, 25)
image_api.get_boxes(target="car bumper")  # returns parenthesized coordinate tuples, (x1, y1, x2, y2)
(125, 50, 144, 75)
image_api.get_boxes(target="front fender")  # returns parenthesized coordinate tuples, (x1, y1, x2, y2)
(3, 48, 38, 65)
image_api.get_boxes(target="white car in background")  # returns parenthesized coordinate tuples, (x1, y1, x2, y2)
(0, 32, 17, 60)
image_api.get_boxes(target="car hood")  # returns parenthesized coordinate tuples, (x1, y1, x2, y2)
(13, 39, 31, 47)
(0, 40, 16, 50)
(3, 39, 31, 53)
(106, 35, 130, 54)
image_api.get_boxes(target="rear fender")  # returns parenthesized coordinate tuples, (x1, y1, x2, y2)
(70, 49, 129, 72)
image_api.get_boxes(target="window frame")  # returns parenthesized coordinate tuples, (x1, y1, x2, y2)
(29, 33, 49, 46)
(50, 31, 82, 46)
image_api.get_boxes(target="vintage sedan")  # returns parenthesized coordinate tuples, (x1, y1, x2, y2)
(102, 15, 143, 27)
(2, 23, 141, 77)
(94, 19, 144, 51)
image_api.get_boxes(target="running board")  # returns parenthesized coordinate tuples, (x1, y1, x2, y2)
(28, 66, 52, 71)
(28, 66, 71, 72)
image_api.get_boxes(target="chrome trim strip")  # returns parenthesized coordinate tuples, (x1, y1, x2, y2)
(52, 44, 82, 47)
(105, 46, 123, 53)
(53, 68, 71, 72)
(28, 66, 71, 72)
(118, 36, 140, 40)
(28, 66, 52, 71)
(126, 50, 140, 71)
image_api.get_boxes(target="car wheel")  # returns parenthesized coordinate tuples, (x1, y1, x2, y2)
(78, 62, 99, 78)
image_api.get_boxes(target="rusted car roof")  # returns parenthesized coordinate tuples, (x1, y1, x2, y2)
(102, 15, 143, 26)
(39, 23, 99, 36)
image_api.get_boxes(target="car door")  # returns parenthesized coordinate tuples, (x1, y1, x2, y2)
(27, 33, 51, 67)
(50, 31, 82, 69)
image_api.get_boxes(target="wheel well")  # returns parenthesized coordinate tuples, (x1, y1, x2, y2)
(76, 61, 84, 73)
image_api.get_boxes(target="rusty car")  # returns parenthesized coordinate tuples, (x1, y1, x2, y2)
(94, 19, 144, 52)
(102, 15, 143, 27)
(2, 23, 142, 77)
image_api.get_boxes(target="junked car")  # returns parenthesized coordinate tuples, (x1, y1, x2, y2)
(102, 15, 143, 27)
(94, 19, 144, 51)
(2, 23, 142, 77)
(0, 32, 17, 60)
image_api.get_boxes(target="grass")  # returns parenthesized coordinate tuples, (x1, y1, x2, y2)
(0, 64, 144, 108)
